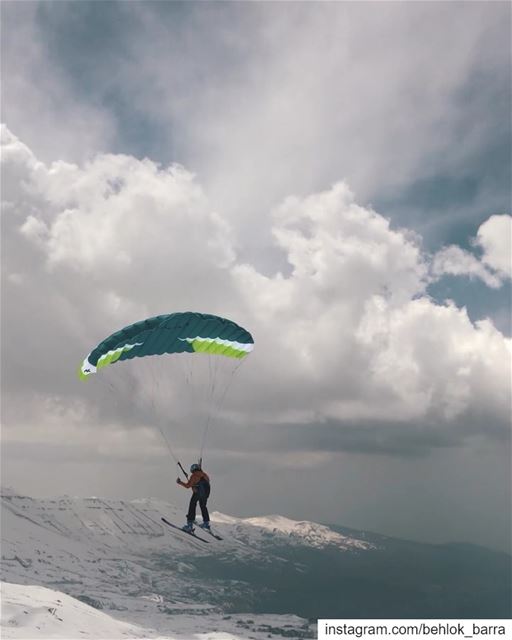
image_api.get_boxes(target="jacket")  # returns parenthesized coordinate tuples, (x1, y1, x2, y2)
(180, 469, 210, 493)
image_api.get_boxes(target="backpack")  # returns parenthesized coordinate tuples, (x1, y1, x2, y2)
(197, 476, 210, 500)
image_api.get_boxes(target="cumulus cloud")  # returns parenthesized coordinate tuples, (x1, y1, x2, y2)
(432, 214, 511, 287)
(234, 185, 510, 429)
(357, 297, 509, 422)
(476, 214, 512, 278)
(20, 155, 235, 275)
(431, 245, 503, 288)
(1, 127, 511, 472)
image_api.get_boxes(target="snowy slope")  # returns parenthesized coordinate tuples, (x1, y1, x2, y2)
(1, 582, 311, 640)
(1, 582, 153, 639)
(1, 489, 371, 638)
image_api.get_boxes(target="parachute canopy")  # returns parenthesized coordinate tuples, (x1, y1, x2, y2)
(79, 311, 254, 380)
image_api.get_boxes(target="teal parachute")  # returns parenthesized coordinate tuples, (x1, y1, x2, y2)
(79, 312, 254, 471)
(79, 312, 254, 380)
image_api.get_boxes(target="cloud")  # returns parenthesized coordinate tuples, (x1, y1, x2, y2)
(357, 297, 509, 422)
(431, 245, 503, 288)
(2, 126, 509, 468)
(431, 214, 511, 287)
(476, 215, 512, 278)
(2, 2, 509, 256)
(116, 2, 510, 249)
(1, 3, 115, 163)
(20, 154, 235, 276)
(234, 185, 510, 429)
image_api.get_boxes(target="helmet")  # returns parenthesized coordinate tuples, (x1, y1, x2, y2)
(190, 463, 201, 473)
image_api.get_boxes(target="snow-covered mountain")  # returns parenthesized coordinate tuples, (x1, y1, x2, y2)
(1, 488, 370, 639)
(2, 488, 510, 639)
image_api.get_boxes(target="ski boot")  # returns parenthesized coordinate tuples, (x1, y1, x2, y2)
(182, 522, 195, 533)
(199, 521, 211, 531)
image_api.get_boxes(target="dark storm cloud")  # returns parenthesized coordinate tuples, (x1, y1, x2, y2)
(197, 412, 512, 460)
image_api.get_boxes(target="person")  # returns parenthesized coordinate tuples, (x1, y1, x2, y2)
(177, 463, 211, 532)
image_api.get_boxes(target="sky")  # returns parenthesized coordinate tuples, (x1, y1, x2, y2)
(1, 1, 511, 552)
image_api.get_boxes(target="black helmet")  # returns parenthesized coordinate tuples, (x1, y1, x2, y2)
(190, 463, 201, 473)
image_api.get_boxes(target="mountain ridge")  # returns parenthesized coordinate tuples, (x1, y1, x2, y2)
(1, 488, 510, 639)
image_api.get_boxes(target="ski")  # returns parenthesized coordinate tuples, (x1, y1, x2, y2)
(201, 528, 223, 541)
(161, 517, 210, 544)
